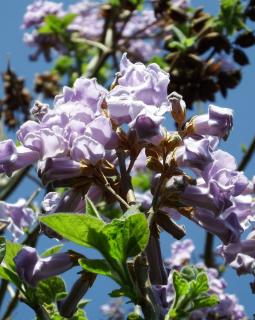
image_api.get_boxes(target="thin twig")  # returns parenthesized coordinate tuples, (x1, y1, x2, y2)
(0, 166, 31, 201)
(1, 289, 19, 320)
(95, 169, 130, 210)
(117, 150, 136, 206)
(238, 135, 255, 171)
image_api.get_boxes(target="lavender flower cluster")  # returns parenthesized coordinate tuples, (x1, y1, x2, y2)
(22, 0, 65, 61)
(0, 53, 254, 289)
(22, 0, 160, 61)
(0, 199, 36, 241)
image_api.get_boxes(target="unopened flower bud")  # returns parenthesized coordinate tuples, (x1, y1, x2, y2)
(31, 101, 49, 121)
(169, 92, 186, 127)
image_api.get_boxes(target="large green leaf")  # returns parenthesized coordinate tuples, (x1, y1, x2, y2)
(41, 244, 64, 258)
(40, 213, 149, 262)
(79, 258, 112, 277)
(40, 213, 105, 247)
(0, 265, 21, 287)
(99, 213, 149, 263)
(34, 276, 66, 305)
(85, 196, 101, 219)
(4, 241, 22, 271)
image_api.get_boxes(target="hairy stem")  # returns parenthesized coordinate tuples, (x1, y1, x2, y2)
(117, 150, 136, 206)
(204, 232, 215, 268)
(134, 254, 162, 320)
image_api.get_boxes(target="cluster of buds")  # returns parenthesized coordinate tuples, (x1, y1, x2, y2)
(0, 64, 31, 128)
(161, 3, 244, 107)
(34, 72, 60, 99)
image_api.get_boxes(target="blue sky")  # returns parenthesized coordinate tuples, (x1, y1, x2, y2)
(0, 0, 255, 319)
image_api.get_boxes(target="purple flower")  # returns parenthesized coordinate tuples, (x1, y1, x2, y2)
(223, 194, 255, 230)
(0, 140, 17, 163)
(14, 246, 75, 287)
(0, 74, 117, 186)
(131, 149, 147, 173)
(230, 253, 255, 275)
(38, 158, 82, 186)
(135, 190, 152, 211)
(192, 105, 233, 140)
(100, 299, 125, 320)
(180, 149, 249, 217)
(22, 0, 64, 29)
(221, 239, 255, 264)
(175, 136, 217, 171)
(0, 199, 36, 241)
(118, 53, 169, 107)
(67, 2, 103, 40)
(165, 239, 195, 268)
(202, 150, 249, 213)
(54, 77, 108, 114)
(131, 113, 163, 141)
(106, 54, 169, 126)
(194, 209, 243, 245)
(42, 189, 84, 214)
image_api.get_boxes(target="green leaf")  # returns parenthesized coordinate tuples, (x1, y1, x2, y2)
(131, 172, 151, 191)
(41, 244, 64, 258)
(38, 13, 77, 35)
(193, 294, 219, 309)
(4, 241, 22, 271)
(40, 213, 105, 247)
(171, 26, 186, 43)
(216, 0, 245, 34)
(127, 313, 144, 320)
(34, 276, 66, 304)
(53, 56, 73, 75)
(100, 213, 149, 263)
(190, 272, 209, 295)
(38, 24, 53, 34)
(0, 237, 6, 263)
(43, 303, 88, 320)
(44, 15, 63, 33)
(166, 266, 219, 320)
(0, 266, 21, 287)
(71, 308, 88, 320)
(172, 271, 189, 305)
(109, 287, 130, 298)
(61, 13, 77, 28)
(79, 258, 112, 277)
(180, 265, 198, 282)
(85, 196, 101, 219)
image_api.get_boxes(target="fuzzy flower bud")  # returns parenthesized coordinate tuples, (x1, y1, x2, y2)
(169, 91, 186, 127)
